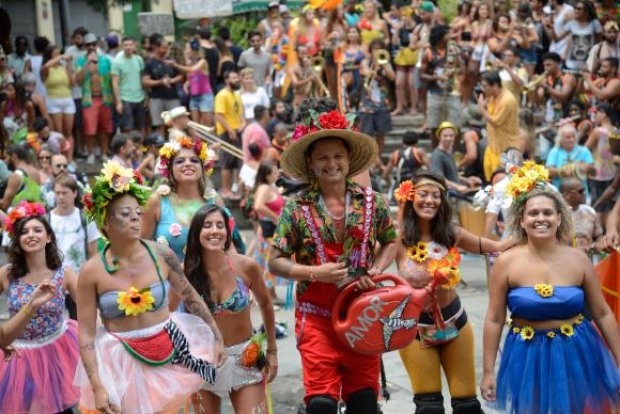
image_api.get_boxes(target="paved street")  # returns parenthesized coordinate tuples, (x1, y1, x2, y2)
(0, 240, 502, 413)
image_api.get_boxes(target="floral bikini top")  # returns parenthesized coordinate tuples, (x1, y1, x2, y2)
(8, 267, 66, 340)
(209, 256, 250, 317)
(399, 241, 461, 289)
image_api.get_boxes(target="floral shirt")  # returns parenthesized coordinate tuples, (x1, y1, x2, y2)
(272, 179, 397, 304)
(8, 267, 66, 340)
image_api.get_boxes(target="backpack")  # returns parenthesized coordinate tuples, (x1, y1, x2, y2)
(395, 147, 422, 185)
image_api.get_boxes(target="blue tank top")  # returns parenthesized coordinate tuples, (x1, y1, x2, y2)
(98, 281, 170, 319)
(153, 196, 197, 261)
(508, 286, 584, 320)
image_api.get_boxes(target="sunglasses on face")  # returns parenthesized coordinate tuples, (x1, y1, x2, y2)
(38, 156, 51, 161)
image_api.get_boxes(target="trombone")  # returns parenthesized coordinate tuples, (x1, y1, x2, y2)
(523, 72, 548, 92)
(309, 55, 330, 97)
(187, 121, 244, 160)
(364, 49, 390, 90)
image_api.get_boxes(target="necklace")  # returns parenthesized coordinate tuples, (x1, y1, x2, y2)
(319, 194, 349, 221)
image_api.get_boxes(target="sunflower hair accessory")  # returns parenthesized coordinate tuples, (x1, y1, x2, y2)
(505, 161, 550, 205)
(2, 201, 46, 237)
(158, 136, 215, 178)
(393, 179, 446, 204)
(82, 160, 151, 229)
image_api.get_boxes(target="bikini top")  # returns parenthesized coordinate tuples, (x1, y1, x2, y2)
(98, 280, 170, 319)
(209, 256, 250, 316)
(508, 285, 584, 321)
(96, 240, 170, 319)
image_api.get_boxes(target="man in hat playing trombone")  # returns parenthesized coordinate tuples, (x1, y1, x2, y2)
(269, 104, 397, 414)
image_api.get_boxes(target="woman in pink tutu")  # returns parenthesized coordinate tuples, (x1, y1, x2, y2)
(0, 201, 80, 414)
(74, 161, 229, 414)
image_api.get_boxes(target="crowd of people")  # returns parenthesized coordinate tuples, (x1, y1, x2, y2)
(0, 0, 619, 413)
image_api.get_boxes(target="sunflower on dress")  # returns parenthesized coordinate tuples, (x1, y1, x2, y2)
(117, 287, 156, 316)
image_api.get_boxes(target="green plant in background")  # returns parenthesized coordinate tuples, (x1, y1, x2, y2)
(176, 15, 262, 48)
(437, 0, 459, 23)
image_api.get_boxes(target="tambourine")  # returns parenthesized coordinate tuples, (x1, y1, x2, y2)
(332, 274, 431, 355)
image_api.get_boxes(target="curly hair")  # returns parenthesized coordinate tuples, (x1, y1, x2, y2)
(402, 171, 457, 248)
(8, 217, 63, 279)
(507, 187, 574, 245)
(183, 205, 232, 309)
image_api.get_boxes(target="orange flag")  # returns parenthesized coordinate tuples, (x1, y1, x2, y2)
(595, 251, 620, 324)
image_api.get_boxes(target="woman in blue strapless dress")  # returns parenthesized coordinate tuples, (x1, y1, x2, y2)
(481, 182, 620, 414)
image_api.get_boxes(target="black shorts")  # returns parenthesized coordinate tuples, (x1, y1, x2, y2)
(120, 100, 146, 131)
(358, 109, 392, 136)
(219, 132, 242, 170)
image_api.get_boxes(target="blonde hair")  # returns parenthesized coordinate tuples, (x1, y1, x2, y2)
(240, 68, 257, 93)
(507, 187, 574, 245)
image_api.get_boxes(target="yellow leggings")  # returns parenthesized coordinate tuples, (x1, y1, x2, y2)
(399, 322, 477, 398)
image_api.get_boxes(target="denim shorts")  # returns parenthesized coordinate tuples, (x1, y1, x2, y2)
(189, 93, 214, 112)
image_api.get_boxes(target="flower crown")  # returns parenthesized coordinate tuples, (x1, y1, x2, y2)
(505, 161, 550, 205)
(158, 137, 214, 178)
(393, 179, 446, 204)
(291, 109, 357, 142)
(2, 201, 46, 237)
(82, 161, 152, 228)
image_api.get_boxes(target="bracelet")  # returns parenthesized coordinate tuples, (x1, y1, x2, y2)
(20, 303, 35, 318)
(309, 266, 316, 282)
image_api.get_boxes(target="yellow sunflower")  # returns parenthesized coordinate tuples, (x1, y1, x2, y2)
(414, 250, 429, 263)
(101, 161, 134, 193)
(117, 287, 155, 316)
(513, 327, 521, 334)
(547, 332, 556, 338)
(406, 246, 419, 261)
(520, 326, 535, 341)
(560, 324, 574, 337)
(575, 314, 585, 324)
(534, 283, 554, 298)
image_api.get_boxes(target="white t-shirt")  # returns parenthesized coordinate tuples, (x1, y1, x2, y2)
(546, 4, 575, 59)
(564, 19, 602, 71)
(239, 87, 270, 121)
(49, 208, 100, 272)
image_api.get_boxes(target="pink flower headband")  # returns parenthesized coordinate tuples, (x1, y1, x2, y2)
(3, 202, 47, 237)
(158, 136, 215, 178)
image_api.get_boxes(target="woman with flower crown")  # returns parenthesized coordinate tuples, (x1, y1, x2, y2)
(0, 201, 81, 413)
(74, 161, 230, 414)
(481, 163, 620, 413)
(393, 171, 511, 413)
(141, 137, 246, 295)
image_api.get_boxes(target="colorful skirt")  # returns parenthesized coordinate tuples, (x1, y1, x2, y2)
(493, 316, 620, 413)
(0, 319, 80, 414)
(75, 312, 233, 414)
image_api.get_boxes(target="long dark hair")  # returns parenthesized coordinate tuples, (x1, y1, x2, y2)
(184, 205, 232, 308)
(253, 161, 277, 192)
(8, 217, 63, 279)
(168, 150, 207, 196)
(42, 45, 60, 67)
(402, 171, 456, 248)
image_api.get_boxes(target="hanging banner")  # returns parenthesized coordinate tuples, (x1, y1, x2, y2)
(137, 13, 175, 36)
(173, 0, 233, 19)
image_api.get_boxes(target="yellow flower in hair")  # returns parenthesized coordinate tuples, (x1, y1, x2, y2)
(547, 332, 556, 338)
(199, 143, 209, 161)
(560, 324, 574, 337)
(117, 287, 155, 316)
(101, 161, 134, 193)
(159, 142, 181, 159)
(520, 326, 535, 340)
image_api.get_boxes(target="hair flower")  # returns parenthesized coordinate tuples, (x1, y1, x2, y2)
(520, 326, 535, 341)
(117, 287, 155, 316)
(394, 180, 416, 203)
(534, 283, 554, 298)
(2, 201, 46, 237)
(506, 161, 550, 205)
(101, 161, 134, 193)
(158, 137, 213, 178)
(560, 324, 574, 337)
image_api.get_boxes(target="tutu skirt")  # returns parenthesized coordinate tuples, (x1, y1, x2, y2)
(494, 319, 620, 413)
(0, 319, 80, 414)
(75, 312, 233, 414)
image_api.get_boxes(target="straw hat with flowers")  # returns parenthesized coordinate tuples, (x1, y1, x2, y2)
(280, 110, 378, 180)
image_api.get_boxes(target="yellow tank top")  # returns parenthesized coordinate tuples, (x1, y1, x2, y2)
(45, 66, 71, 98)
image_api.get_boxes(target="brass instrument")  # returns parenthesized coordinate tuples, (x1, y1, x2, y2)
(308, 55, 330, 97)
(187, 121, 244, 160)
(533, 114, 582, 135)
(364, 49, 390, 90)
(523, 72, 548, 92)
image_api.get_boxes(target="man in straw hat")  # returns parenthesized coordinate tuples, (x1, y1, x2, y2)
(269, 104, 397, 414)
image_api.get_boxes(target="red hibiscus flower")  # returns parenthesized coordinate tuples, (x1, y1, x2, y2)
(133, 170, 144, 185)
(83, 193, 94, 210)
(318, 111, 348, 130)
(349, 227, 365, 241)
(292, 124, 310, 141)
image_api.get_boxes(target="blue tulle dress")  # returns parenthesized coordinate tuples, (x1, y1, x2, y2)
(493, 285, 620, 414)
